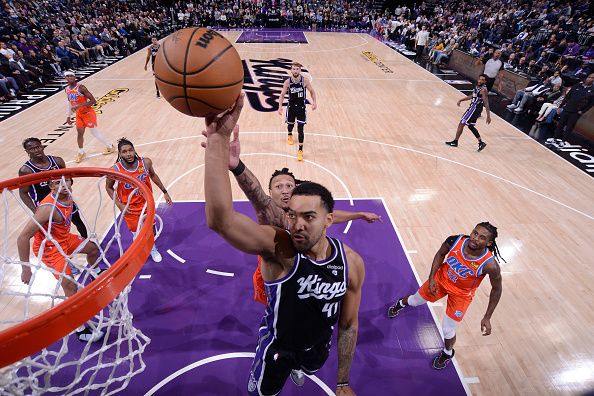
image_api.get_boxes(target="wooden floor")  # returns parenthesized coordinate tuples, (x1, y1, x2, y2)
(1, 32, 594, 395)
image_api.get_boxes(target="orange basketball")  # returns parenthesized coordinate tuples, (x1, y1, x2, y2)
(153, 27, 244, 117)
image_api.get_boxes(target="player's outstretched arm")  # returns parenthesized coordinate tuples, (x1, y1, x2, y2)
(480, 260, 502, 336)
(204, 94, 278, 256)
(333, 210, 381, 224)
(336, 246, 365, 396)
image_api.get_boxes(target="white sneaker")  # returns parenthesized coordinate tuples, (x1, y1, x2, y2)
(513, 107, 523, 113)
(506, 104, 517, 109)
(556, 140, 566, 148)
(545, 138, 555, 145)
(150, 246, 162, 262)
(290, 369, 305, 387)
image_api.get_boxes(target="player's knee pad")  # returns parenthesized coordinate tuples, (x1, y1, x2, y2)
(442, 315, 457, 339)
(407, 291, 427, 307)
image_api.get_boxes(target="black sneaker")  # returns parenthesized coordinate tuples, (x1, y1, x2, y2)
(445, 140, 458, 147)
(432, 349, 455, 370)
(156, 92, 161, 98)
(387, 299, 406, 318)
(478, 141, 487, 152)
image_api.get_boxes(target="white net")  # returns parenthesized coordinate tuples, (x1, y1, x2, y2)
(0, 174, 152, 396)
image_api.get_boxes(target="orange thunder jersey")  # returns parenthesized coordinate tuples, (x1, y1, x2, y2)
(113, 158, 153, 213)
(33, 193, 74, 250)
(65, 84, 93, 114)
(435, 235, 494, 297)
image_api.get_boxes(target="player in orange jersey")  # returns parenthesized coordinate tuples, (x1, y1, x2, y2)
(387, 222, 504, 369)
(105, 138, 172, 263)
(17, 178, 104, 342)
(64, 71, 114, 163)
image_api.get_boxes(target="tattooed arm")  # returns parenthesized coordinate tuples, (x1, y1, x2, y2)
(233, 164, 285, 227)
(336, 245, 365, 396)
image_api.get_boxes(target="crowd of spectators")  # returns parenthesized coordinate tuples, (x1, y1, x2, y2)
(380, 1, 592, 82)
(172, 0, 378, 31)
(0, 0, 171, 102)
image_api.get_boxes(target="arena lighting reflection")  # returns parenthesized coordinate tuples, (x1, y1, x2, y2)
(408, 189, 436, 203)
(552, 361, 594, 390)
(498, 238, 521, 263)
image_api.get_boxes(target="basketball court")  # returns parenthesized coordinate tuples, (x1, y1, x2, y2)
(1, 31, 593, 395)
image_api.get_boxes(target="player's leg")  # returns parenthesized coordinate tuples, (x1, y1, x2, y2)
(286, 106, 295, 145)
(296, 107, 306, 161)
(71, 205, 88, 238)
(155, 81, 160, 98)
(75, 120, 87, 163)
(446, 122, 466, 147)
(83, 111, 114, 154)
(151, 223, 162, 262)
(294, 338, 331, 387)
(388, 280, 445, 318)
(248, 337, 292, 396)
(466, 109, 486, 151)
(431, 294, 472, 369)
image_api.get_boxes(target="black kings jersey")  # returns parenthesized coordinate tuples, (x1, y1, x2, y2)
(22, 155, 61, 205)
(261, 236, 348, 351)
(288, 75, 306, 108)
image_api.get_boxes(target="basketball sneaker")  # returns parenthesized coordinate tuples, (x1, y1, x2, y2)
(156, 91, 161, 99)
(287, 134, 294, 145)
(387, 298, 406, 318)
(478, 141, 487, 152)
(432, 349, 455, 370)
(290, 369, 305, 387)
(150, 246, 162, 263)
(75, 152, 86, 163)
(102, 145, 115, 155)
(76, 326, 105, 343)
(445, 140, 458, 147)
(297, 150, 303, 161)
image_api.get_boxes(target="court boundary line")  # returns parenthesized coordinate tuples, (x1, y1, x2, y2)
(79, 132, 594, 222)
(380, 197, 473, 395)
(143, 352, 335, 396)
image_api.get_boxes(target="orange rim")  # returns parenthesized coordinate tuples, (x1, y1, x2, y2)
(0, 167, 155, 368)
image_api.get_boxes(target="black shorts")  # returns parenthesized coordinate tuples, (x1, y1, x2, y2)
(460, 103, 483, 126)
(247, 337, 330, 396)
(285, 105, 306, 125)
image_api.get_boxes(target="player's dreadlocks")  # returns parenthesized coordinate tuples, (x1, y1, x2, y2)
(22, 137, 42, 149)
(116, 137, 138, 162)
(268, 168, 296, 189)
(477, 221, 506, 263)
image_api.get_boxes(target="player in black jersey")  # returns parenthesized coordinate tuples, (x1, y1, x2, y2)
(445, 74, 491, 152)
(277, 62, 317, 162)
(205, 94, 363, 396)
(18, 137, 88, 238)
(144, 37, 160, 98)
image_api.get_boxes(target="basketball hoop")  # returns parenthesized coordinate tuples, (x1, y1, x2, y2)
(0, 167, 155, 395)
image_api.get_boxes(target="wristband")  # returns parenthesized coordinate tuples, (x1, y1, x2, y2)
(162, 189, 168, 194)
(337, 382, 349, 388)
(231, 159, 246, 176)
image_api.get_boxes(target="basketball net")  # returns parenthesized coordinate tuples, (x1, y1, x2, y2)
(0, 172, 153, 395)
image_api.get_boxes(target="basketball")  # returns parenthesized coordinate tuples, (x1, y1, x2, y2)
(153, 27, 244, 117)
